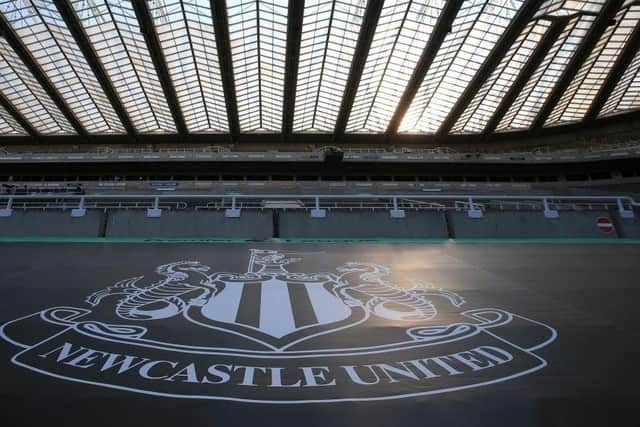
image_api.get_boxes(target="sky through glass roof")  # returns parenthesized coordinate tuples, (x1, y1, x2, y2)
(150, 0, 229, 132)
(0, 0, 124, 134)
(0, 0, 637, 140)
(294, 0, 366, 133)
(73, 0, 177, 133)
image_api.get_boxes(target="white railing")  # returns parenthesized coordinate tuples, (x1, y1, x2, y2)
(0, 193, 637, 220)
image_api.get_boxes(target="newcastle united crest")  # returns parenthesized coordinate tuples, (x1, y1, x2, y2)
(0, 249, 556, 403)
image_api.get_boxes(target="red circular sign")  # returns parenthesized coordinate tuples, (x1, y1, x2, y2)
(596, 216, 614, 233)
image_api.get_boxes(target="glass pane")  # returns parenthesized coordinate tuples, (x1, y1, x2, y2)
(452, 20, 550, 134)
(150, 0, 229, 132)
(72, 0, 176, 133)
(228, 0, 287, 132)
(294, 0, 366, 133)
(496, 14, 595, 131)
(399, 0, 525, 134)
(546, 5, 640, 125)
(600, 41, 640, 116)
(0, 0, 124, 134)
(534, 0, 605, 18)
(0, 36, 75, 134)
(0, 103, 26, 135)
(346, 0, 444, 133)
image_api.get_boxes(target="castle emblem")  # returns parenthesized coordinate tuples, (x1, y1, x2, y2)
(85, 250, 465, 350)
(0, 249, 557, 403)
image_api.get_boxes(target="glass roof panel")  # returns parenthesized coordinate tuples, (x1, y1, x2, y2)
(228, 0, 287, 132)
(0, 0, 638, 139)
(600, 44, 640, 116)
(452, 20, 551, 134)
(346, 0, 444, 133)
(546, 5, 640, 126)
(398, 0, 525, 134)
(150, 0, 229, 133)
(496, 14, 595, 132)
(534, 0, 605, 18)
(0, 0, 124, 134)
(71, 0, 176, 133)
(293, 0, 366, 133)
(0, 36, 75, 134)
(0, 103, 26, 134)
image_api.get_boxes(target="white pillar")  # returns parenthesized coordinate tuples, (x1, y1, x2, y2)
(147, 196, 162, 217)
(310, 196, 326, 218)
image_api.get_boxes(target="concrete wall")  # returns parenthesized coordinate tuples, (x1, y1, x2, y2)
(278, 210, 448, 239)
(613, 212, 640, 238)
(448, 210, 618, 239)
(105, 210, 273, 239)
(0, 208, 634, 240)
(0, 210, 102, 237)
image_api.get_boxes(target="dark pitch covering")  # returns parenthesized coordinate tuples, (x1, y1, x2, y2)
(0, 242, 638, 426)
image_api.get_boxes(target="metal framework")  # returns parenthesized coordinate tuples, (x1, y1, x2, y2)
(585, 9, 640, 120)
(436, 0, 543, 137)
(482, 18, 567, 137)
(333, 0, 384, 140)
(0, 89, 35, 137)
(0, 0, 638, 147)
(282, 0, 304, 139)
(211, 0, 240, 141)
(532, 0, 625, 129)
(0, 11, 86, 138)
(54, 0, 136, 139)
(132, 0, 187, 136)
(385, 0, 464, 138)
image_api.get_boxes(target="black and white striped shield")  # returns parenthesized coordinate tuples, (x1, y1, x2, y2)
(188, 275, 365, 350)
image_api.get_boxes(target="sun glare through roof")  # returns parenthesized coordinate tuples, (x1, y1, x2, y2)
(0, 0, 636, 140)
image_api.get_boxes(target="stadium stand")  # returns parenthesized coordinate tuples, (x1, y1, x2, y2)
(1, 1, 639, 426)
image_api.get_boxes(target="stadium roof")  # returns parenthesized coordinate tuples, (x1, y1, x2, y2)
(0, 0, 638, 146)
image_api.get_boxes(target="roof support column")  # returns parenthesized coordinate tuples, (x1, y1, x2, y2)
(132, 0, 188, 138)
(532, 0, 625, 129)
(436, 0, 543, 138)
(482, 17, 566, 137)
(282, 0, 305, 141)
(0, 91, 38, 138)
(585, 17, 640, 121)
(333, 0, 384, 142)
(0, 14, 87, 139)
(211, 0, 240, 142)
(385, 0, 464, 139)
(54, 0, 137, 140)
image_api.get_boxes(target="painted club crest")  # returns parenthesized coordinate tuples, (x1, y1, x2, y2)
(84, 250, 465, 350)
(1, 249, 557, 403)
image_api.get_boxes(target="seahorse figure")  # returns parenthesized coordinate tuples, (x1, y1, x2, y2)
(85, 261, 215, 321)
(335, 262, 464, 321)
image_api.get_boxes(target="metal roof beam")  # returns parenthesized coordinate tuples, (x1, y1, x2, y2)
(436, 0, 543, 138)
(0, 13, 87, 139)
(482, 18, 566, 137)
(385, 0, 464, 138)
(132, 0, 187, 137)
(333, 0, 384, 141)
(532, 0, 625, 129)
(54, 0, 136, 139)
(585, 16, 640, 121)
(0, 91, 38, 138)
(211, 0, 240, 142)
(282, 0, 304, 140)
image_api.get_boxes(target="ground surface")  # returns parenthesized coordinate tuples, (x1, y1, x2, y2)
(0, 242, 638, 426)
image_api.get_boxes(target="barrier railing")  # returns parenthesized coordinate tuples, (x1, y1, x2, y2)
(0, 193, 636, 219)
